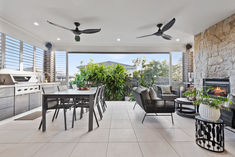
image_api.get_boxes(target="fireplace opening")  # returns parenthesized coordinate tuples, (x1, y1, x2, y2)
(203, 78, 230, 97)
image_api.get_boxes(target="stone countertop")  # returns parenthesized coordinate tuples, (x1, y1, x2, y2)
(0, 82, 61, 88)
(40, 82, 60, 86)
(0, 85, 15, 88)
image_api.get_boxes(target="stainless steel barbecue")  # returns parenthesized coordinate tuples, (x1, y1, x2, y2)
(0, 70, 41, 95)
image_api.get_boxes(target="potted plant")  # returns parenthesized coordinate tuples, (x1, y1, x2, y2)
(183, 88, 197, 101)
(184, 87, 232, 122)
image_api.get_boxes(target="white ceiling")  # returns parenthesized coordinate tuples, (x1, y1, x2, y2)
(0, 0, 234, 52)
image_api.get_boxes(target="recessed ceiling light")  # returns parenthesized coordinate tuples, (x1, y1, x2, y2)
(117, 38, 121, 42)
(176, 38, 180, 42)
(57, 38, 61, 41)
(33, 22, 39, 26)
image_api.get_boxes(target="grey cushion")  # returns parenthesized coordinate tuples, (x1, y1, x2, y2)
(133, 86, 146, 94)
(141, 89, 151, 101)
(161, 86, 172, 94)
(162, 94, 178, 101)
(153, 84, 162, 98)
(149, 87, 160, 100)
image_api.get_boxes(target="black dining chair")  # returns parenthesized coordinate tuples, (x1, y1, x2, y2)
(50, 85, 71, 122)
(38, 86, 73, 131)
(71, 87, 101, 128)
(99, 85, 107, 112)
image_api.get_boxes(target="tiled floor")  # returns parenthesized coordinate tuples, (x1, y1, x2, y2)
(0, 101, 235, 157)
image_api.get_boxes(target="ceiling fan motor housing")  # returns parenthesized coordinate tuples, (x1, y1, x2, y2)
(75, 35, 80, 42)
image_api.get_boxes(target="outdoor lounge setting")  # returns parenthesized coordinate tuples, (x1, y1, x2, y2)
(0, 0, 235, 157)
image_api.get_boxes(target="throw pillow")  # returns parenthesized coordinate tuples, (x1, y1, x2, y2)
(141, 89, 151, 101)
(149, 87, 160, 100)
(161, 86, 172, 94)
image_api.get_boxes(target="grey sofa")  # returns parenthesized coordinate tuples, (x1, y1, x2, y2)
(153, 84, 179, 101)
(132, 86, 175, 124)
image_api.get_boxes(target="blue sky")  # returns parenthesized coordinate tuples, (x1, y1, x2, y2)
(68, 53, 182, 76)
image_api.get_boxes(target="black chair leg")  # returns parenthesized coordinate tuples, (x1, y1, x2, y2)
(97, 103, 103, 120)
(52, 109, 57, 122)
(80, 107, 84, 119)
(101, 102, 106, 112)
(171, 113, 174, 125)
(142, 113, 147, 123)
(38, 119, 42, 130)
(55, 109, 60, 119)
(74, 107, 77, 121)
(104, 101, 107, 108)
(63, 108, 67, 130)
(72, 107, 76, 128)
(93, 110, 99, 127)
(133, 102, 137, 110)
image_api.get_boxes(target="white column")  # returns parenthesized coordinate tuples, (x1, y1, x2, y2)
(1, 33, 5, 69)
(19, 41, 23, 71)
(33, 46, 36, 72)
(66, 52, 69, 86)
(169, 52, 172, 85)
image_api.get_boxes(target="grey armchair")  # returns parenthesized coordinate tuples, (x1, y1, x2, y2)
(153, 84, 179, 101)
(132, 87, 175, 124)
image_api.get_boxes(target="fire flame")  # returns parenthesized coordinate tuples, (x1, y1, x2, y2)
(213, 86, 226, 96)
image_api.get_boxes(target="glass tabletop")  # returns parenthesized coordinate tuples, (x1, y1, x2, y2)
(195, 116, 223, 124)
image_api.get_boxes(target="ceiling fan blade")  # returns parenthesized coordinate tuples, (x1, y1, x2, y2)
(80, 29, 101, 34)
(47, 20, 72, 31)
(162, 34, 172, 40)
(136, 34, 154, 38)
(161, 18, 176, 33)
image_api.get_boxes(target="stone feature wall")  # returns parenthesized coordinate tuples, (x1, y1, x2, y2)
(194, 14, 235, 93)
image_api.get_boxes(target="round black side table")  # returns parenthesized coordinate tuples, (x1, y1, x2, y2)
(175, 98, 198, 118)
(195, 116, 224, 152)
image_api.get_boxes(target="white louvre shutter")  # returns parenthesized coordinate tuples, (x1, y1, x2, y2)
(55, 51, 66, 82)
(5, 35, 20, 70)
(23, 42, 34, 71)
(35, 47, 44, 72)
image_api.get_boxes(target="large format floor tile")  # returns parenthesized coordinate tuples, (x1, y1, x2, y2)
(0, 143, 43, 157)
(134, 128, 166, 142)
(169, 141, 209, 157)
(159, 128, 193, 142)
(32, 143, 76, 157)
(0, 130, 34, 143)
(70, 143, 108, 157)
(109, 129, 137, 142)
(0, 101, 234, 157)
(111, 119, 132, 129)
(107, 143, 142, 157)
(139, 142, 179, 157)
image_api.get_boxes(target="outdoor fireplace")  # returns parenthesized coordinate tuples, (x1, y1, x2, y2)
(203, 78, 235, 128)
(203, 78, 230, 97)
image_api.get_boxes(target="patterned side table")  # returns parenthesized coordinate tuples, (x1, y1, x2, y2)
(195, 116, 224, 152)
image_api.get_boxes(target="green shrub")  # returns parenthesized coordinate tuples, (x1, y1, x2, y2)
(72, 61, 128, 101)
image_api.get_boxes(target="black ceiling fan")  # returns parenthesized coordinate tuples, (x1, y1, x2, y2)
(47, 20, 101, 41)
(137, 18, 176, 40)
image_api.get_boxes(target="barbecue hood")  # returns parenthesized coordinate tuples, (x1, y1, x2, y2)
(0, 69, 41, 85)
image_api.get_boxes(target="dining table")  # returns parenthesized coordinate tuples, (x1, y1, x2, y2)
(41, 87, 97, 132)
